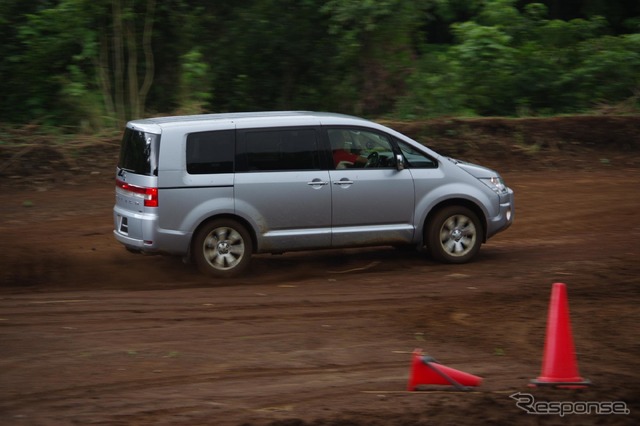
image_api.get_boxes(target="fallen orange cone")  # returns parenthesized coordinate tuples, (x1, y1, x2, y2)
(408, 349, 482, 391)
(530, 283, 591, 388)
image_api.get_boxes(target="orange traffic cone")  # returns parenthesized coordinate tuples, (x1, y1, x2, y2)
(530, 283, 591, 388)
(408, 349, 482, 391)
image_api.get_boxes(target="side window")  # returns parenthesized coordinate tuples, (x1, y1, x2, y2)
(186, 130, 235, 174)
(328, 128, 396, 169)
(243, 129, 320, 171)
(397, 140, 438, 169)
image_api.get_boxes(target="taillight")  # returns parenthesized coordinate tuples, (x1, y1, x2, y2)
(116, 179, 158, 207)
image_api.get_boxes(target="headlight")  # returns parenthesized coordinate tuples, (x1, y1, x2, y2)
(479, 176, 508, 194)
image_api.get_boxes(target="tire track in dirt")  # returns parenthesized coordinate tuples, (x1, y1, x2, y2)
(0, 362, 404, 410)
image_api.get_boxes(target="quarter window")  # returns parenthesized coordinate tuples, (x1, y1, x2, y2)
(397, 140, 438, 168)
(186, 130, 235, 174)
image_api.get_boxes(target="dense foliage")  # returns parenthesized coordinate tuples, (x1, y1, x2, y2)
(1, 0, 639, 129)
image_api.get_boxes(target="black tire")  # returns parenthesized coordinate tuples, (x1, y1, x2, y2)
(193, 219, 253, 278)
(426, 206, 482, 264)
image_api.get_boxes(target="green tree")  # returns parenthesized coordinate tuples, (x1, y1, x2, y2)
(5, 0, 157, 129)
(8, 1, 102, 126)
(2, 0, 640, 126)
(394, 48, 471, 118)
(177, 48, 212, 114)
(396, 0, 639, 117)
(320, 0, 425, 115)
(572, 34, 640, 107)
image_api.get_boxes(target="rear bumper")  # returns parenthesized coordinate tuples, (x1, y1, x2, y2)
(113, 205, 159, 251)
(113, 230, 152, 251)
(113, 206, 192, 255)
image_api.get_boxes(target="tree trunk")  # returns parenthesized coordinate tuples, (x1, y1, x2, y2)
(96, 33, 116, 129)
(112, 0, 125, 128)
(126, 19, 139, 119)
(138, 0, 156, 117)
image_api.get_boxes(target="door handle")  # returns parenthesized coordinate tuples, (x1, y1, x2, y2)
(333, 179, 354, 185)
(307, 179, 329, 186)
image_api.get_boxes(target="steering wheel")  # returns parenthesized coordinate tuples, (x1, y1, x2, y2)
(365, 151, 379, 168)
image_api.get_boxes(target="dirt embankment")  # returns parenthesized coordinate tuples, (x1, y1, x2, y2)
(1, 115, 639, 184)
(387, 115, 640, 170)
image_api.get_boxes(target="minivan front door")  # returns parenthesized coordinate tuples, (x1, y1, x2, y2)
(326, 128, 415, 247)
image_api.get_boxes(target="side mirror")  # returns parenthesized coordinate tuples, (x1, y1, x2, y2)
(396, 154, 405, 171)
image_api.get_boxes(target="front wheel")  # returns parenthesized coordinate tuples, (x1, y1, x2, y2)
(426, 206, 482, 264)
(193, 219, 253, 278)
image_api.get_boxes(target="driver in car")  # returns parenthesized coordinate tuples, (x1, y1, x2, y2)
(332, 146, 369, 168)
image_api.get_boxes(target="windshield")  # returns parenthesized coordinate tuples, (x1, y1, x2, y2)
(118, 128, 160, 176)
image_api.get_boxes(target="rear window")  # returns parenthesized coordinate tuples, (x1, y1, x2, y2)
(186, 130, 235, 174)
(118, 128, 160, 176)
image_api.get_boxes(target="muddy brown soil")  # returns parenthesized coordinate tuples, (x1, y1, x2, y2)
(1, 120, 639, 425)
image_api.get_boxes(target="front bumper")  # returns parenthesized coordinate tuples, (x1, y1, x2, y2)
(486, 189, 515, 239)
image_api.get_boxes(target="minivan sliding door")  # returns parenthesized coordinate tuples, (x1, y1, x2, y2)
(235, 127, 331, 252)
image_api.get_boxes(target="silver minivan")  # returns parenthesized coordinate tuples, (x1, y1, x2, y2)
(114, 112, 514, 277)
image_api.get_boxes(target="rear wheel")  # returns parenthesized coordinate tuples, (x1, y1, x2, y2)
(427, 206, 481, 264)
(193, 219, 253, 278)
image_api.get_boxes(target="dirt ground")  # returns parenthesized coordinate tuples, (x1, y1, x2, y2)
(1, 120, 639, 425)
